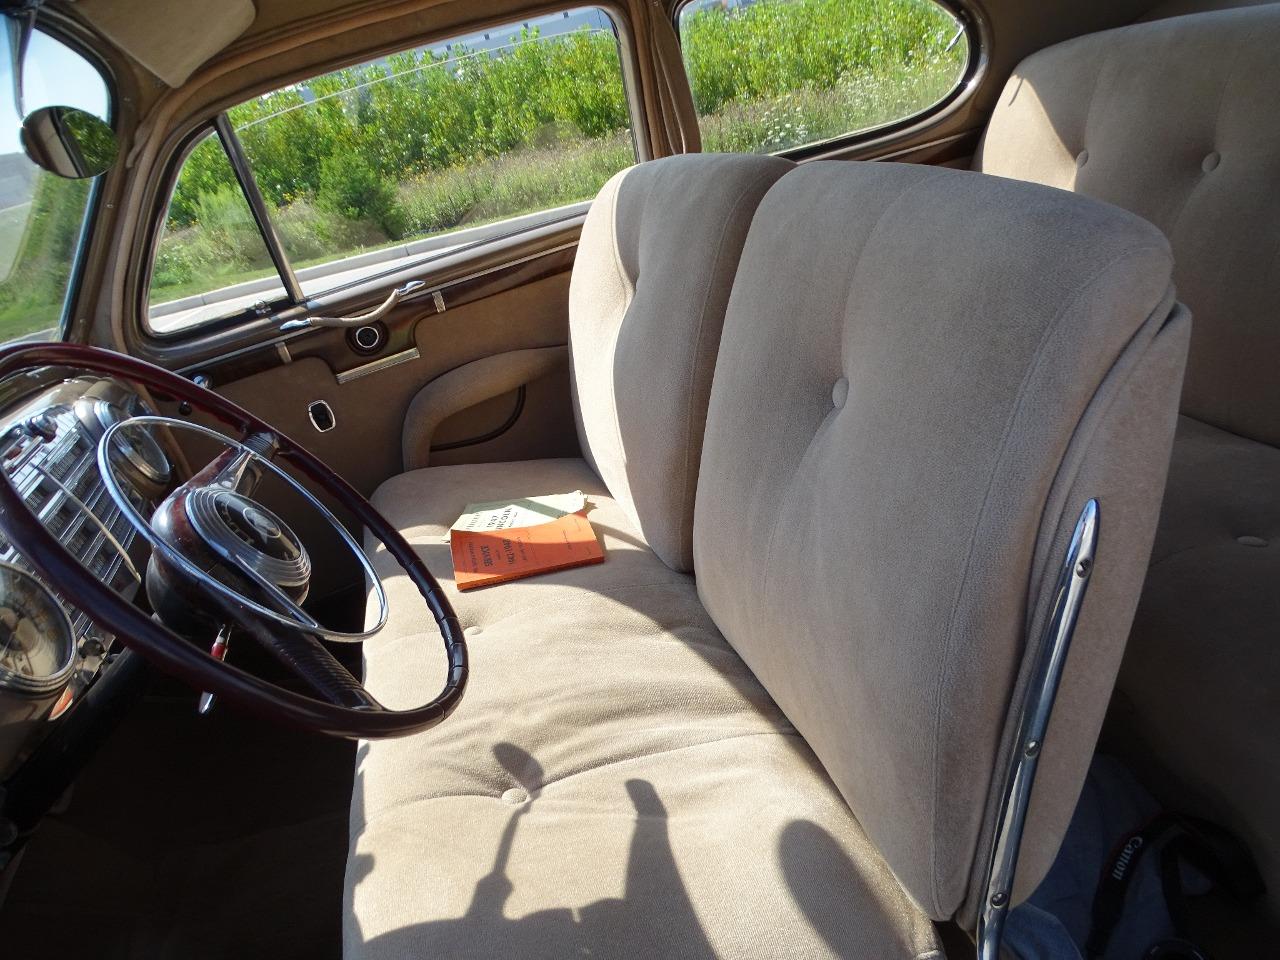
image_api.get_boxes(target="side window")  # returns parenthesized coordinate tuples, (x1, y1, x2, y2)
(0, 30, 111, 341)
(677, 0, 969, 155)
(147, 6, 636, 335)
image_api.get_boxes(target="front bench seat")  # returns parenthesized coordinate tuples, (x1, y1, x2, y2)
(974, 5, 1280, 921)
(347, 159, 1189, 957)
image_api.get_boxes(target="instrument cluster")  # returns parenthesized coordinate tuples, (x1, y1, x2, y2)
(0, 374, 171, 778)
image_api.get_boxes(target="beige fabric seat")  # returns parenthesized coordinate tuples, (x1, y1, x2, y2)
(352, 460, 942, 959)
(975, 5, 1280, 921)
(347, 156, 1189, 958)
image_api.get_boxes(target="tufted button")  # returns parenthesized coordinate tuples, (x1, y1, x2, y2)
(1237, 535, 1267, 548)
(1075, 149, 1089, 168)
(1202, 151, 1221, 172)
(831, 377, 849, 410)
(500, 787, 529, 805)
(465, 625, 483, 636)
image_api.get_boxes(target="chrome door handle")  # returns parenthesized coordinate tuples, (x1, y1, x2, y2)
(279, 281, 426, 332)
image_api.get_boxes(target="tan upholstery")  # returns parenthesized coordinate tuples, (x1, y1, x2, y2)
(347, 158, 1188, 957)
(401, 346, 567, 471)
(975, 5, 1280, 447)
(694, 161, 1187, 919)
(1111, 417, 1280, 920)
(349, 459, 943, 959)
(976, 5, 1280, 921)
(569, 153, 792, 573)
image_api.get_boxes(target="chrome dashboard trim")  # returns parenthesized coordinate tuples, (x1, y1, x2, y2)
(334, 347, 419, 384)
(0, 561, 77, 697)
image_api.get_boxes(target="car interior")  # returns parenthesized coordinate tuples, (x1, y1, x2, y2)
(0, 0, 1275, 957)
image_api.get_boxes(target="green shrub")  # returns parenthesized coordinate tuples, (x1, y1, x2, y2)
(274, 200, 387, 263)
(316, 152, 405, 239)
(681, 0, 963, 117)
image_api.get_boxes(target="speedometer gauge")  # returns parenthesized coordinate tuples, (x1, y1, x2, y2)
(0, 563, 75, 695)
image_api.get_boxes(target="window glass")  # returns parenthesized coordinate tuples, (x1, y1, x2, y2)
(0, 30, 110, 342)
(148, 133, 287, 332)
(678, 0, 969, 155)
(147, 6, 636, 334)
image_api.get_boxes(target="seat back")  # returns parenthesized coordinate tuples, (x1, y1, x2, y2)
(569, 153, 791, 572)
(975, 5, 1280, 446)
(693, 161, 1190, 921)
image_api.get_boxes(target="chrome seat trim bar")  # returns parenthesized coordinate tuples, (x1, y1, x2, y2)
(977, 498, 1099, 960)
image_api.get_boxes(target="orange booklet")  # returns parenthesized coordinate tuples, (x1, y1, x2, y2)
(450, 509, 604, 590)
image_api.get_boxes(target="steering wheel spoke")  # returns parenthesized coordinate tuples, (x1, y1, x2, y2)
(227, 611, 381, 710)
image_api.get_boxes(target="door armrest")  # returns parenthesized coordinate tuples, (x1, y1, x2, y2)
(402, 345, 567, 471)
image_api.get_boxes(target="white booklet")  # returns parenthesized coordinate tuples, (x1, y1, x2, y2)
(445, 490, 588, 541)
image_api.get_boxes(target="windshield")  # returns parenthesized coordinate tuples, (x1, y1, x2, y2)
(0, 29, 111, 344)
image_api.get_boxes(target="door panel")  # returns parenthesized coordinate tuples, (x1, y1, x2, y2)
(212, 271, 569, 487)
(167, 270, 575, 598)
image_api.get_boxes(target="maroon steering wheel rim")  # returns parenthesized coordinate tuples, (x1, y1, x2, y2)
(0, 341, 467, 739)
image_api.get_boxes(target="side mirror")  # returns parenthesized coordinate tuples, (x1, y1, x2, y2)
(19, 105, 117, 179)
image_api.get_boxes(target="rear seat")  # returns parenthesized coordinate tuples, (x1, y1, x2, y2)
(975, 4, 1280, 922)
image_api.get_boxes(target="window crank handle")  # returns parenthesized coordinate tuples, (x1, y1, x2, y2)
(280, 280, 426, 332)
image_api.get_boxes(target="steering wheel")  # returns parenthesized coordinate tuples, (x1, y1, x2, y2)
(0, 342, 466, 739)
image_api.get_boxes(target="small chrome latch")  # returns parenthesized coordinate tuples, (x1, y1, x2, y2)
(307, 400, 336, 433)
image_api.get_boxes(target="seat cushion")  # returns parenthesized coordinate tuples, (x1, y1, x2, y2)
(348, 459, 942, 959)
(363, 458, 687, 632)
(1112, 416, 1280, 921)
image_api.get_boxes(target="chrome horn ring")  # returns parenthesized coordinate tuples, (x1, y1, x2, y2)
(97, 415, 389, 642)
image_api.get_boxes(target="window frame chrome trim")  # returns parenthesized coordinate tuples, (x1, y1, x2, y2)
(977, 498, 1100, 960)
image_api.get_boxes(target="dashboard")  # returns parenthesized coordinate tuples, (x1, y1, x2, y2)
(0, 371, 172, 780)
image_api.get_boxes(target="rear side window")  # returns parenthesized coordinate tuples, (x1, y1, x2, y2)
(148, 6, 636, 335)
(677, 0, 969, 155)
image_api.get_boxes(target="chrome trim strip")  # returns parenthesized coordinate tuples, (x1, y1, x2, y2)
(99, 417, 390, 642)
(215, 113, 304, 304)
(977, 499, 1099, 960)
(396, 241, 578, 307)
(28, 462, 141, 585)
(335, 347, 420, 385)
